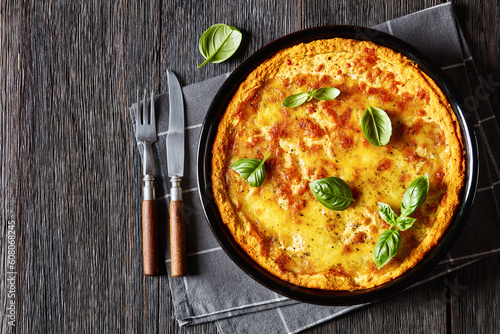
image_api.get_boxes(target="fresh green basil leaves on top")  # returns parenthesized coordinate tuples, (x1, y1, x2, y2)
(309, 177, 355, 211)
(373, 174, 429, 269)
(231, 153, 270, 187)
(198, 23, 242, 68)
(378, 202, 398, 226)
(373, 228, 401, 271)
(361, 105, 392, 147)
(395, 216, 417, 231)
(401, 174, 430, 217)
(312, 87, 341, 101)
(282, 87, 340, 108)
(282, 92, 311, 108)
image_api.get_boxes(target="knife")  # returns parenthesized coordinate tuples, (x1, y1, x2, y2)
(166, 70, 187, 277)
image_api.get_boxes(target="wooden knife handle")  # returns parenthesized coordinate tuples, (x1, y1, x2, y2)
(170, 200, 187, 277)
(142, 200, 160, 276)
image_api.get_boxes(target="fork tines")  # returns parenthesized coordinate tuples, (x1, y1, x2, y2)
(135, 89, 157, 177)
(136, 89, 156, 128)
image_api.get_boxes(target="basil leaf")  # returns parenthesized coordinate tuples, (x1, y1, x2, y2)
(309, 177, 355, 211)
(282, 87, 339, 108)
(373, 228, 401, 269)
(361, 105, 392, 147)
(306, 90, 314, 102)
(378, 202, 398, 226)
(282, 92, 310, 108)
(198, 23, 242, 68)
(311, 87, 340, 101)
(231, 153, 270, 187)
(396, 216, 417, 231)
(401, 173, 429, 217)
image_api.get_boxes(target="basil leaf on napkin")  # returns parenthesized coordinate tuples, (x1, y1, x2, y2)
(231, 153, 270, 187)
(361, 105, 392, 147)
(309, 177, 355, 211)
(198, 23, 242, 68)
(282, 87, 340, 108)
(374, 228, 401, 269)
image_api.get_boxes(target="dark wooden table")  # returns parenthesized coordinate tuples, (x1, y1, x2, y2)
(1, 1, 499, 333)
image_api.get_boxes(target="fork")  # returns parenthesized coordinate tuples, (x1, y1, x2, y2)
(136, 89, 160, 276)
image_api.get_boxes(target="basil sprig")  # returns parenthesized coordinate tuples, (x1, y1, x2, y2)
(361, 105, 392, 147)
(374, 174, 429, 269)
(309, 177, 355, 211)
(282, 87, 340, 108)
(198, 23, 242, 68)
(231, 153, 270, 187)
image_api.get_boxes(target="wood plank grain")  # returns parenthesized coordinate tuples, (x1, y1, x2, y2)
(160, 0, 303, 87)
(449, 255, 500, 332)
(307, 279, 448, 334)
(449, 0, 500, 332)
(0, 3, 21, 334)
(5, 1, 161, 332)
(453, 0, 500, 124)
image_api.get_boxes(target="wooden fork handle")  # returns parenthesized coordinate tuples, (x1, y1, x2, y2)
(170, 199, 187, 276)
(142, 199, 160, 276)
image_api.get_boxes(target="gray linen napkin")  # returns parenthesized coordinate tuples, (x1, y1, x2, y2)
(129, 3, 500, 333)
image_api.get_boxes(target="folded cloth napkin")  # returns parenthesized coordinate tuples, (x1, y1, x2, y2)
(129, 3, 500, 333)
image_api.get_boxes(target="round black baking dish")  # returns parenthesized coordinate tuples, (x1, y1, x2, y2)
(197, 26, 478, 305)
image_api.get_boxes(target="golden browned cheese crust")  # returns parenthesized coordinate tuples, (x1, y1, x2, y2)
(212, 38, 465, 290)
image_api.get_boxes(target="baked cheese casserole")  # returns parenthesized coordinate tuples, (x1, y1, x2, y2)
(211, 38, 464, 290)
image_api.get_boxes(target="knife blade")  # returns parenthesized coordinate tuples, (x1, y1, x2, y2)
(166, 70, 187, 277)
